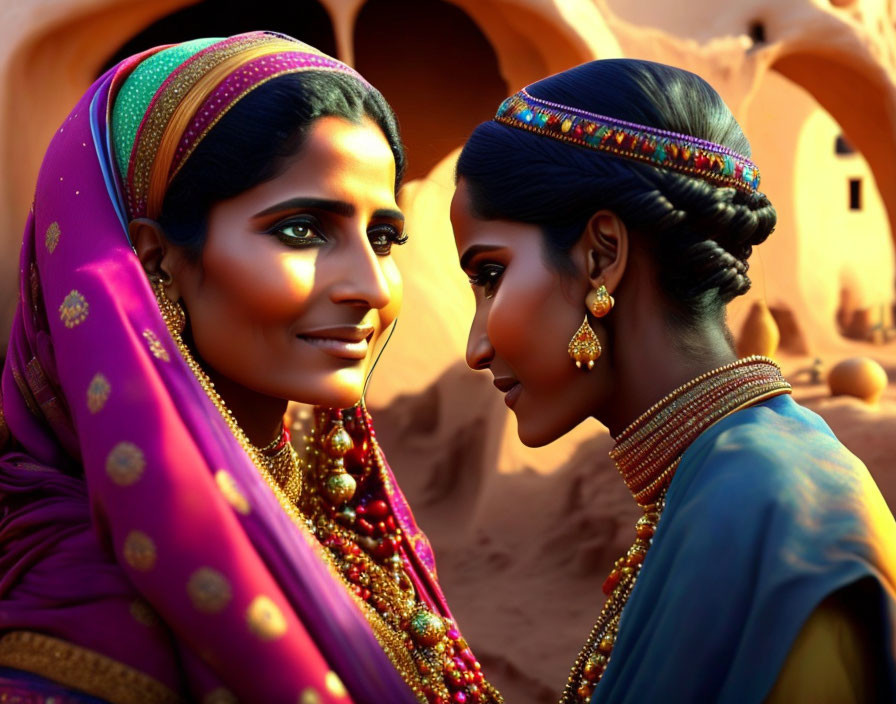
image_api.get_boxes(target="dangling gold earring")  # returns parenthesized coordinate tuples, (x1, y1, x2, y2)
(586, 284, 614, 318)
(149, 272, 186, 338)
(568, 285, 614, 371)
(568, 317, 601, 370)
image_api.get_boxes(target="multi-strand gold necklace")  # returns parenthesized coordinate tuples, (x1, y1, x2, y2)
(559, 356, 791, 703)
(291, 408, 504, 704)
(167, 321, 502, 704)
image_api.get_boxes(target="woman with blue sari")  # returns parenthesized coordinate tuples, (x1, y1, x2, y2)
(451, 58, 896, 702)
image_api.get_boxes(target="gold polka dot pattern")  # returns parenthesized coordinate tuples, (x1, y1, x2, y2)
(187, 567, 232, 613)
(246, 595, 288, 641)
(87, 373, 111, 413)
(129, 599, 160, 627)
(142, 329, 170, 362)
(123, 530, 156, 571)
(325, 671, 347, 698)
(59, 290, 89, 328)
(106, 442, 145, 486)
(45, 222, 60, 253)
(202, 687, 238, 704)
(215, 469, 250, 515)
(297, 688, 321, 704)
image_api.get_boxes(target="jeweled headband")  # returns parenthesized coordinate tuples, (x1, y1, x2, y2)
(495, 88, 761, 194)
(111, 32, 369, 220)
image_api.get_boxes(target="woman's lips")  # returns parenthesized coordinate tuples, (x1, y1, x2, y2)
(493, 377, 522, 408)
(297, 325, 374, 361)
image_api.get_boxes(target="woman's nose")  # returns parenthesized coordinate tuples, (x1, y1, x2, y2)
(465, 311, 494, 370)
(330, 237, 392, 310)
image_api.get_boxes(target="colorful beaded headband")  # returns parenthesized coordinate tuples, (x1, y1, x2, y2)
(495, 89, 761, 194)
(114, 32, 369, 219)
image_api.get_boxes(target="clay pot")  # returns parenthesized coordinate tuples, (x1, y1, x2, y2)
(827, 357, 888, 405)
(737, 301, 780, 358)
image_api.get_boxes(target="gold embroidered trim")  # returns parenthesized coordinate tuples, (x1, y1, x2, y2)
(129, 34, 268, 216)
(0, 631, 185, 704)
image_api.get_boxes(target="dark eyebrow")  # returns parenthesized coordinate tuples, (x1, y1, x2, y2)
(460, 244, 504, 271)
(372, 208, 405, 223)
(252, 197, 355, 219)
(252, 197, 404, 223)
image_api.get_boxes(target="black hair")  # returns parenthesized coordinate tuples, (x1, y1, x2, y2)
(158, 70, 405, 255)
(456, 59, 776, 327)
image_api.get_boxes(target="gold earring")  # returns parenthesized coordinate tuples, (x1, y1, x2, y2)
(149, 274, 186, 337)
(568, 317, 601, 370)
(586, 284, 614, 318)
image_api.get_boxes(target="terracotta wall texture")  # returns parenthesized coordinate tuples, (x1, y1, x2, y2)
(1, 1, 895, 701)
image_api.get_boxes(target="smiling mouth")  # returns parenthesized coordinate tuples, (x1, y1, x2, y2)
(493, 377, 522, 408)
(297, 325, 375, 360)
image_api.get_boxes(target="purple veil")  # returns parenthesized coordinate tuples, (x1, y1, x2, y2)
(0, 36, 444, 704)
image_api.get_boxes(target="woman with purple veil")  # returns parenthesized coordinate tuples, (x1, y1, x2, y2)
(0, 32, 502, 704)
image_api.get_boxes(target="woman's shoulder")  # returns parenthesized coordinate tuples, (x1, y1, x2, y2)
(678, 393, 868, 506)
(665, 393, 896, 581)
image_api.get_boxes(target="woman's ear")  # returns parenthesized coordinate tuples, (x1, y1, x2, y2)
(129, 218, 183, 300)
(581, 210, 629, 293)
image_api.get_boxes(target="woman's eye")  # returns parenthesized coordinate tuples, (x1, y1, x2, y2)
(469, 264, 504, 299)
(368, 225, 408, 256)
(271, 219, 324, 246)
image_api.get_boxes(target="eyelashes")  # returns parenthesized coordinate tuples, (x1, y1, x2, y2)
(272, 218, 320, 245)
(268, 217, 408, 256)
(368, 224, 409, 256)
(468, 263, 504, 298)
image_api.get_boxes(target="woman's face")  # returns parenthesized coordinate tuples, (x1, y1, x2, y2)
(451, 180, 607, 447)
(171, 116, 403, 409)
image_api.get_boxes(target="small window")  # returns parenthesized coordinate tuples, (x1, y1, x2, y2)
(849, 178, 862, 211)
(748, 21, 766, 46)
(835, 135, 855, 155)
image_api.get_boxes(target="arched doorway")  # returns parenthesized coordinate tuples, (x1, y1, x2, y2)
(743, 64, 894, 351)
(354, 0, 507, 180)
(101, 0, 337, 72)
(773, 52, 896, 257)
(772, 52, 896, 346)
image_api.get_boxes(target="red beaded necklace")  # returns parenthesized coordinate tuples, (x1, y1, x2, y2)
(300, 407, 504, 704)
(560, 356, 791, 703)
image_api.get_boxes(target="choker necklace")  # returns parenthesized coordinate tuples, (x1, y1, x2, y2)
(560, 356, 791, 703)
(254, 425, 302, 505)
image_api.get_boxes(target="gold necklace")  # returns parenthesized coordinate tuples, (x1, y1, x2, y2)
(255, 428, 303, 505)
(163, 326, 426, 698)
(297, 409, 505, 704)
(559, 357, 791, 703)
(164, 320, 501, 704)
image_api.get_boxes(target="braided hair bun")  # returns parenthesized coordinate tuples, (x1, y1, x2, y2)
(457, 58, 776, 326)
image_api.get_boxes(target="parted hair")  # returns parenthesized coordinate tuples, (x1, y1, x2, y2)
(456, 59, 776, 326)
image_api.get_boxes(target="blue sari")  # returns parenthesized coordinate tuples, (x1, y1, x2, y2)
(595, 394, 896, 702)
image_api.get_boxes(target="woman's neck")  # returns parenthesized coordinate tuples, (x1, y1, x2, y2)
(599, 315, 737, 438)
(204, 367, 288, 448)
